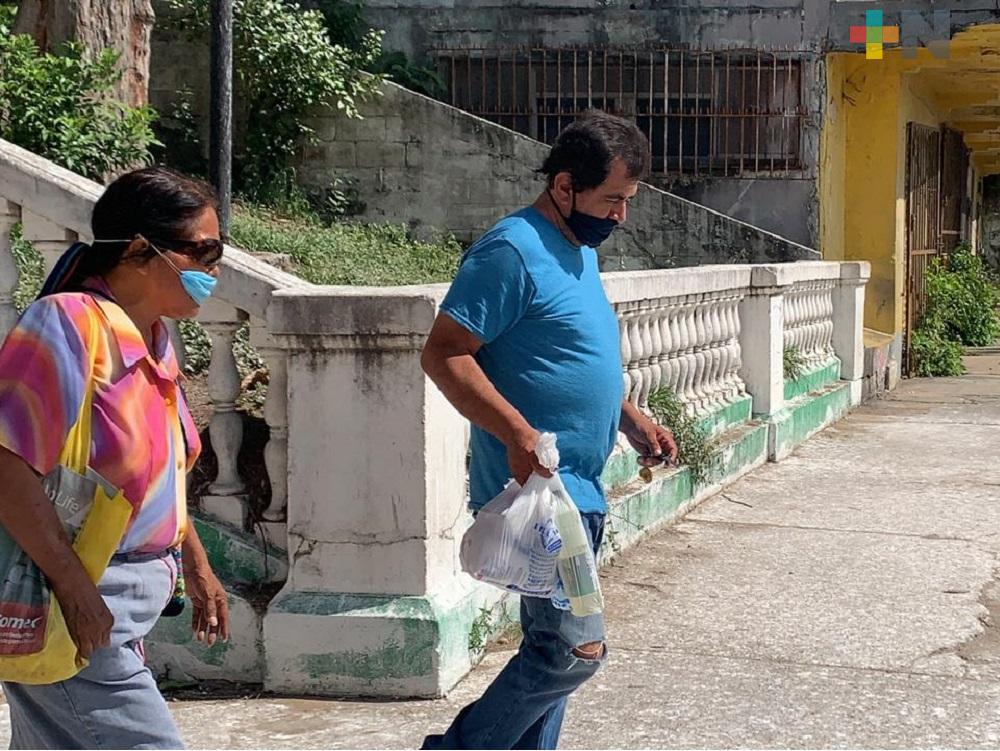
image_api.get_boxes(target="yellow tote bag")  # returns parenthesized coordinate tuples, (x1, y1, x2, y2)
(0, 309, 132, 684)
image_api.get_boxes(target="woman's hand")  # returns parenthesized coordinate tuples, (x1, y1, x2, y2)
(181, 523, 230, 646)
(185, 562, 230, 646)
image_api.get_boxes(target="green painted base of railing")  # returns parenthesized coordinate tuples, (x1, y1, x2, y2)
(768, 381, 853, 461)
(146, 588, 265, 684)
(190, 515, 288, 586)
(145, 514, 285, 684)
(262, 581, 511, 699)
(698, 394, 754, 438)
(602, 419, 769, 557)
(601, 395, 753, 491)
(784, 358, 842, 402)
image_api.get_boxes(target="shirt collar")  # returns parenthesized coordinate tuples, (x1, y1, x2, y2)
(83, 277, 180, 381)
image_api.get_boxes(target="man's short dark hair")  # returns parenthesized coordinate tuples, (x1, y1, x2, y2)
(537, 110, 651, 191)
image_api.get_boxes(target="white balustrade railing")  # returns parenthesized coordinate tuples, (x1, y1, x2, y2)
(262, 258, 867, 696)
(783, 278, 836, 370)
(606, 266, 751, 416)
(615, 290, 748, 415)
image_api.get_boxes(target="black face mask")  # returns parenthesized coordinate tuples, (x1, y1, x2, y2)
(547, 190, 619, 248)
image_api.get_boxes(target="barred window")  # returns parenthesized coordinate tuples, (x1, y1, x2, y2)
(433, 48, 806, 176)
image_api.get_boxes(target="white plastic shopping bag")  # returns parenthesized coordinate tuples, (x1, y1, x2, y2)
(460, 433, 563, 597)
(459, 433, 604, 615)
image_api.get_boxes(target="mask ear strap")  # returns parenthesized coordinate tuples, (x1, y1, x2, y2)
(546, 188, 571, 222)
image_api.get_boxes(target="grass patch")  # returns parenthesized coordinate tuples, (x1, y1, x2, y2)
(230, 203, 463, 286)
(783, 345, 806, 381)
(177, 204, 461, 415)
(647, 388, 720, 487)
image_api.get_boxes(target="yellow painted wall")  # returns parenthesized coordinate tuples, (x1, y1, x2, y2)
(819, 56, 847, 264)
(820, 27, 1000, 348)
(827, 53, 901, 335)
(822, 51, 960, 337)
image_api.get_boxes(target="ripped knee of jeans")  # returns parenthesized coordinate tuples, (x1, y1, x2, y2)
(571, 641, 606, 663)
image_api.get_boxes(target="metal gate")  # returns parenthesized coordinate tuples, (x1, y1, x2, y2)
(904, 122, 941, 373)
(904, 124, 972, 372)
(939, 127, 970, 254)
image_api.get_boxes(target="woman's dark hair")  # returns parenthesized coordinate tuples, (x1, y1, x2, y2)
(40, 166, 218, 297)
(537, 110, 651, 191)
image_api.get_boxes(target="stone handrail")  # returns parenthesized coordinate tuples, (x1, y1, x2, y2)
(0, 137, 308, 550)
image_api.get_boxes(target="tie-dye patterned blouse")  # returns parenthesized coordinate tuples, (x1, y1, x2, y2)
(0, 278, 201, 554)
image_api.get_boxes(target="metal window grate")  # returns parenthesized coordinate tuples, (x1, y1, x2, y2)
(432, 47, 807, 177)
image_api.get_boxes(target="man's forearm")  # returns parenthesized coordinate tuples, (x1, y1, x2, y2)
(619, 398, 642, 434)
(424, 350, 533, 445)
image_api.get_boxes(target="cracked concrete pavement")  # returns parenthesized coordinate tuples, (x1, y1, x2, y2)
(3, 361, 1000, 748)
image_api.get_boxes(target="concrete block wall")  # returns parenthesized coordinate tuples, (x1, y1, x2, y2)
(297, 81, 820, 268)
(299, 83, 548, 244)
(148, 0, 818, 266)
(359, 0, 832, 61)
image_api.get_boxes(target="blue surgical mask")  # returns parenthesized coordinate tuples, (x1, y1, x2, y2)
(150, 242, 218, 306)
(548, 190, 619, 248)
(177, 269, 218, 306)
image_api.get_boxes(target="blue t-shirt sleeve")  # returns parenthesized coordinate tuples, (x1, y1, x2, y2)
(440, 239, 536, 344)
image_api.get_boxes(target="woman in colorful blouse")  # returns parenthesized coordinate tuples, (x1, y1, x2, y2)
(0, 167, 231, 749)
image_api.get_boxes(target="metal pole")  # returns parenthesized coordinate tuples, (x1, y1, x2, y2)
(210, 0, 233, 240)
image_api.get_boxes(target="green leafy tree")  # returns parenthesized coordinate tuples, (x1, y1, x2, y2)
(167, 0, 382, 197)
(0, 10, 158, 181)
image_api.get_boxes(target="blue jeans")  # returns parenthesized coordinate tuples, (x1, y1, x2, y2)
(3, 554, 184, 749)
(423, 511, 607, 750)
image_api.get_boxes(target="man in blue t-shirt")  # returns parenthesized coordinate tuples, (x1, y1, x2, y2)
(421, 111, 678, 750)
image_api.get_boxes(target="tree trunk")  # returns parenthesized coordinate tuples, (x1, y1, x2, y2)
(13, 0, 156, 109)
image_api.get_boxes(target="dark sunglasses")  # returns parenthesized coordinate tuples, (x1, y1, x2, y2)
(148, 237, 224, 267)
